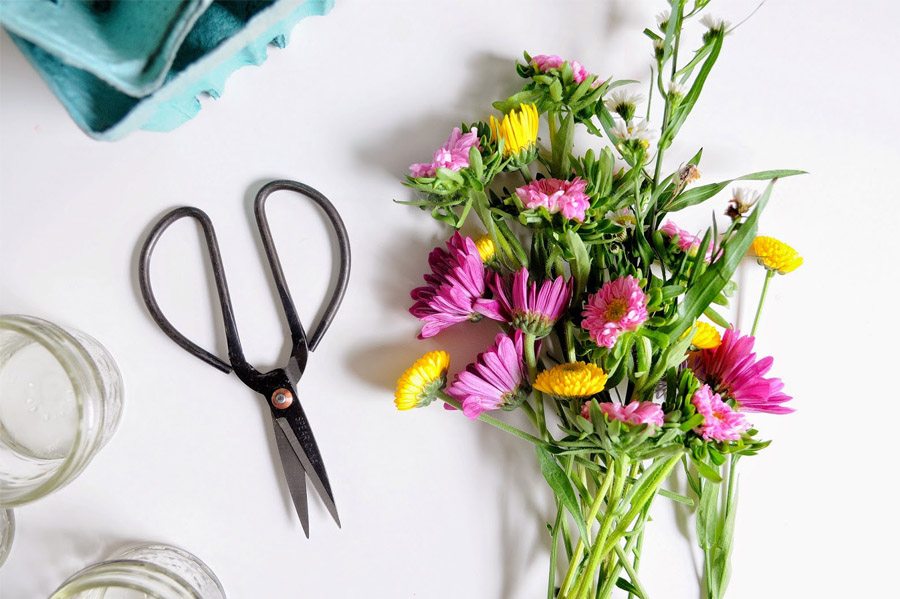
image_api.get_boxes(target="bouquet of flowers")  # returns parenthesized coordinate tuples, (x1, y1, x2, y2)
(393, 2, 802, 597)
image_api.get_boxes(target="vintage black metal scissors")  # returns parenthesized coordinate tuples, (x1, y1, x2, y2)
(137, 179, 350, 537)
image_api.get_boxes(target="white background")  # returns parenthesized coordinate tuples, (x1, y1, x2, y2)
(1, 1, 898, 597)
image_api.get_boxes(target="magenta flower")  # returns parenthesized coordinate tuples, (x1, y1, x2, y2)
(584, 401, 665, 427)
(516, 177, 591, 222)
(660, 220, 718, 262)
(487, 267, 571, 338)
(447, 331, 528, 419)
(532, 54, 590, 84)
(409, 127, 480, 178)
(691, 385, 750, 442)
(581, 276, 649, 348)
(688, 329, 793, 415)
(409, 232, 502, 338)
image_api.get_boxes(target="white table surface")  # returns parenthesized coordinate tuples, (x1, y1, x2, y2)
(1, 1, 898, 597)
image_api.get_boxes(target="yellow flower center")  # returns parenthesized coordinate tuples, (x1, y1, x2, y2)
(474, 235, 496, 263)
(751, 236, 803, 274)
(489, 103, 539, 157)
(394, 350, 450, 410)
(605, 298, 628, 322)
(533, 362, 608, 400)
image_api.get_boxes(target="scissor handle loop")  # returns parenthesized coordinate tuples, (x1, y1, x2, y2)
(137, 181, 351, 383)
(254, 180, 351, 354)
(138, 206, 253, 375)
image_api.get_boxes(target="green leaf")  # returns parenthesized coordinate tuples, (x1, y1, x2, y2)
(566, 229, 590, 301)
(703, 305, 731, 329)
(661, 35, 723, 149)
(536, 447, 589, 543)
(661, 180, 776, 342)
(468, 146, 483, 181)
(615, 577, 641, 595)
(658, 487, 695, 506)
(695, 459, 723, 484)
(551, 111, 575, 178)
(664, 169, 805, 212)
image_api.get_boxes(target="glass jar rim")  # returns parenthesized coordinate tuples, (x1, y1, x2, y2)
(0, 314, 118, 504)
(50, 544, 224, 599)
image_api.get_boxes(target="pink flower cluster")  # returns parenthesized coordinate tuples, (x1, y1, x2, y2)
(447, 331, 527, 419)
(409, 127, 480, 178)
(486, 267, 571, 338)
(516, 177, 591, 222)
(691, 385, 750, 442)
(689, 329, 793, 415)
(660, 220, 718, 262)
(532, 54, 590, 84)
(409, 232, 501, 338)
(582, 276, 649, 348)
(583, 400, 665, 427)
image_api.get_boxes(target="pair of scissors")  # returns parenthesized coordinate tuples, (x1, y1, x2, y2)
(137, 179, 350, 537)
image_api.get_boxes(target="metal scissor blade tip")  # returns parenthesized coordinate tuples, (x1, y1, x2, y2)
(273, 418, 311, 537)
(276, 416, 341, 530)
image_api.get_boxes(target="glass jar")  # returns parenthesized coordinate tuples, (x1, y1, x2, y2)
(0, 508, 13, 568)
(0, 315, 124, 506)
(49, 544, 226, 599)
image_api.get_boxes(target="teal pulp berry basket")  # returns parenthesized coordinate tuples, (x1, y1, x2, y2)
(0, 0, 334, 140)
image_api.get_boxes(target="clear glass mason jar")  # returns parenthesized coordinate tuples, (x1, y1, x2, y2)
(0, 315, 124, 506)
(49, 544, 226, 599)
(0, 508, 13, 568)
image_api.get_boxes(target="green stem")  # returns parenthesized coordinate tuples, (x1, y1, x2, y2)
(520, 164, 534, 183)
(548, 456, 576, 599)
(570, 459, 629, 599)
(751, 269, 775, 336)
(558, 465, 616, 597)
(613, 544, 648, 599)
(524, 333, 548, 438)
(440, 395, 546, 446)
(596, 502, 653, 599)
(652, 100, 670, 189)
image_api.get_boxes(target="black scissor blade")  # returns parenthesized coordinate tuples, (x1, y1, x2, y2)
(273, 418, 310, 537)
(276, 412, 340, 528)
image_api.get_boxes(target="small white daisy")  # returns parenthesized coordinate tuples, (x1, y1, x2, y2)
(604, 89, 645, 114)
(668, 80, 687, 97)
(700, 14, 730, 33)
(656, 10, 671, 30)
(611, 115, 658, 145)
(731, 187, 759, 206)
(605, 207, 637, 230)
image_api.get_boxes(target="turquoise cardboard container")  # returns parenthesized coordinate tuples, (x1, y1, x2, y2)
(0, 0, 334, 140)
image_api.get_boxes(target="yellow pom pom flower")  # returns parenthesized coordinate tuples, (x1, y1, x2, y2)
(690, 322, 721, 349)
(474, 235, 496, 263)
(489, 103, 539, 159)
(395, 351, 450, 411)
(533, 362, 608, 400)
(751, 236, 803, 274)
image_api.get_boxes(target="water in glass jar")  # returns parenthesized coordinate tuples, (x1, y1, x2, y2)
(0, 339, 77, 460)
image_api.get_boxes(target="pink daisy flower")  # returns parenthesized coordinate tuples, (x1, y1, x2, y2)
(581, 276, 649, 348)
(691, 384, 750, 442)
(516, 177, 591, 222)
(409, 127, 480, 178)
(486, 267, 571, 338)
(409, 232, 502, 338)
(532, 54, 591, 84)
(688, 329, 793, 415)
(660, 220, 718, 262)
(583, 401, 665, 427)
(447, 331, 528, 419)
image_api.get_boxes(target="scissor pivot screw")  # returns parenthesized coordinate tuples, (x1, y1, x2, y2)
(271, 388, 294, 409)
